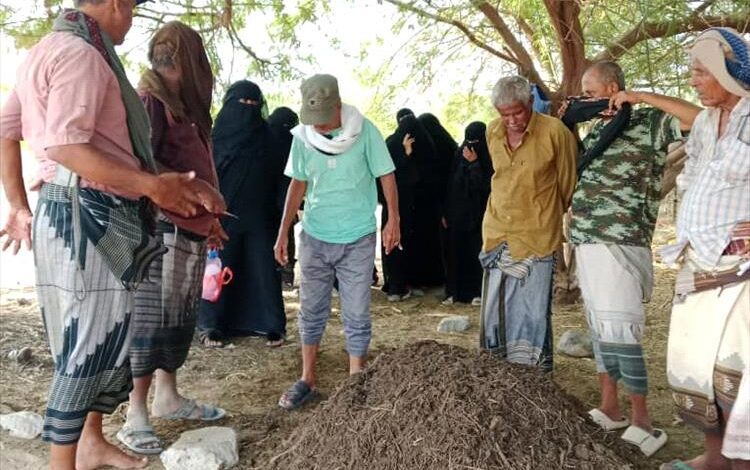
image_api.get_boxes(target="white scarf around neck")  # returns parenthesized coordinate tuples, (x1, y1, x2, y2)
(291, 103, 365, 155)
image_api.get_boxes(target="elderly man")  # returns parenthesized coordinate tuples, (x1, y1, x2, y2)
(561, 61, 700, 457)
(0, 1, 225, 469)
(660, 28, 750, 470)
(274, 74, 400, 409)
(479, 75, 577, 372)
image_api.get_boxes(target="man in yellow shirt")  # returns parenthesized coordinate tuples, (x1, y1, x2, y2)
(479, 75, 577, 372)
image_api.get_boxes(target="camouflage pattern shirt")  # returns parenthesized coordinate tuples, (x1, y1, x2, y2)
(570, 107, 681, 247)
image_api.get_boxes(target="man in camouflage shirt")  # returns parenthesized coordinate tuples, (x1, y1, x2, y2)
(567, 61, 700, 457)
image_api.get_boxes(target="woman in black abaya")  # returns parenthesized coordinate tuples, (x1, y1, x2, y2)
(418, 112, 458, 290)
(197, 81, 286, 347)
(443, 121, 492, 305)
(268, 106, 300, 287)
(379, 108, 429, 300)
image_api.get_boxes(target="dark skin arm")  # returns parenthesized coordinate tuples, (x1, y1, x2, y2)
(0, 138, 32, 253)
(46, 143, 226, 217)
(274, 178, 307, 265)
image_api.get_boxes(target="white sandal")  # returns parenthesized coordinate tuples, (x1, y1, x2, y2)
(587, 408, 629, 431)
(621, 425, 668, 457)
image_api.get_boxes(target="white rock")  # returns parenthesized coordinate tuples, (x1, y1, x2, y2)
(557, 329, 594, 358)
(437, 315, 470, 333)
(0, 411, 44, 439)
(161, 426, 238, 470)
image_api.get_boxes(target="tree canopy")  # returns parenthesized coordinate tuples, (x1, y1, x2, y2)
(1, 1, 748, 133)
(381, 0, 749, 100)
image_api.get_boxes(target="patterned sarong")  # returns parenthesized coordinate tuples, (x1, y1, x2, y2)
(667, 279, 749, 432)
(479, 244, 555, 372)
(130, 220, 206, 377)
(34, 194, 135, 445)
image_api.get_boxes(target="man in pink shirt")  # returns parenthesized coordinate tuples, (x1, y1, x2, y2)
(0, 1, 225, 469)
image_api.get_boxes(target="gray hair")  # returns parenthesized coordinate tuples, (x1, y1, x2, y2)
(74, 0, 106, 5)
(587, 61, 626, 91)
(491, 76, 532, 108)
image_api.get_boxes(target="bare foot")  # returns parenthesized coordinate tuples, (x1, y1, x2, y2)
(76, 436, 148, 470)
(679, 454, 731, 470)
(598, 406, 625, 422)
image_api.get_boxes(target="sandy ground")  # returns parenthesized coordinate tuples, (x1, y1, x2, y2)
(0, 219, 701, 469)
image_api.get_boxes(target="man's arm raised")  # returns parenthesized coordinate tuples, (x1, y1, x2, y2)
(609, 91, 701, 131)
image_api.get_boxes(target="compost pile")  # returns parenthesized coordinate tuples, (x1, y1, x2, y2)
(268, 341, 645, 469)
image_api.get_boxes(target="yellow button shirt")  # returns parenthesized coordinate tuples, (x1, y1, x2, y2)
(482, 112, 578, 258)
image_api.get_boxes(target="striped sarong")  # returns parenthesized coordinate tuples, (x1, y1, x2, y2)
(479, 244, 555, 372)
(34, 195, 134, 445)
(130, 220, 206, 378)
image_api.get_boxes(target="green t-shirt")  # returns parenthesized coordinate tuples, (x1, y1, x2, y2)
(570, 107, 682, 247)
(285, 119, 395, 244)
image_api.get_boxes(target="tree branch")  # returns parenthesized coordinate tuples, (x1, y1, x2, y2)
(473, 1, 547, 93)
(541, 0, 588, 97)
(594, 10, 750, 62)
(382, 0, 519, 65)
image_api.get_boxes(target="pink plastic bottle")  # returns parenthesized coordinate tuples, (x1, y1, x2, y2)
(202, 249, 233, 303)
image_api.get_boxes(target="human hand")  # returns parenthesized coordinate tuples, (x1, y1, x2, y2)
(274, 231, 289, 266)
(441, 217, 448, 229)
(148, 172, 227, 218)
(462, 146, 478, 162)
(557, 99, 571, 118)
(382, 217, 401, 255)
(0, 207, 32, 254)
(207, 218, 229, 250)
(609, 91, 641, 112)
(402, 133, 415, 156)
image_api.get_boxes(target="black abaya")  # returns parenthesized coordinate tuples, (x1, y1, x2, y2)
(380, 108, 427, 296)
(444, 121, 492, 303)
(198, 81, 286, 339)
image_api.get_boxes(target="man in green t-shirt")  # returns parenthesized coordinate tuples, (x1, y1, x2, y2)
(274, 74, 400, 410)
(563, 61, 700, 457)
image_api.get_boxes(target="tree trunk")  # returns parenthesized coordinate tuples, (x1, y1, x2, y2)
(542, 0, 590, 101)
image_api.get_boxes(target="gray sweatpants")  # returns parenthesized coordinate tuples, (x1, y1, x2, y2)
(298, 231, 376, 357)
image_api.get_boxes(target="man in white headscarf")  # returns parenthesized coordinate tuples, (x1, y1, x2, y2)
(660, 27, 750, 470)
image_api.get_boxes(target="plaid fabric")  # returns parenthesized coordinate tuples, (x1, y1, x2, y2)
(42, 182, 166, 289)
(130, 222, 206, 377)
(666, 98, 750, 267)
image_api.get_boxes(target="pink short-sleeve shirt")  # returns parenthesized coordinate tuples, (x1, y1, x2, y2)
(0, 32, 142, 197)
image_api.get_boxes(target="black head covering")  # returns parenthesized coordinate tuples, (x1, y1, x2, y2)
(386, 108, 436, 178)
(211, 80, 280, 211)
(212, 80, 267, 174)
(445, 120, 492, 228)
(417, 112, 457, 207)
(418, 113, 458, 156)
(461, 121, 493, 177)
(268, 106, 299, 162)
(268, 106, 299, 130)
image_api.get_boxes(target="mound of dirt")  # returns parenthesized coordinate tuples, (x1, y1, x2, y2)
(266, 341, 647, 469)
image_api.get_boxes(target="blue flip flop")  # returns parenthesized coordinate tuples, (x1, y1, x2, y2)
(278, 380, 316, 410)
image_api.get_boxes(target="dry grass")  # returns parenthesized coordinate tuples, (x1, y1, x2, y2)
(0, 219, 701, 469)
